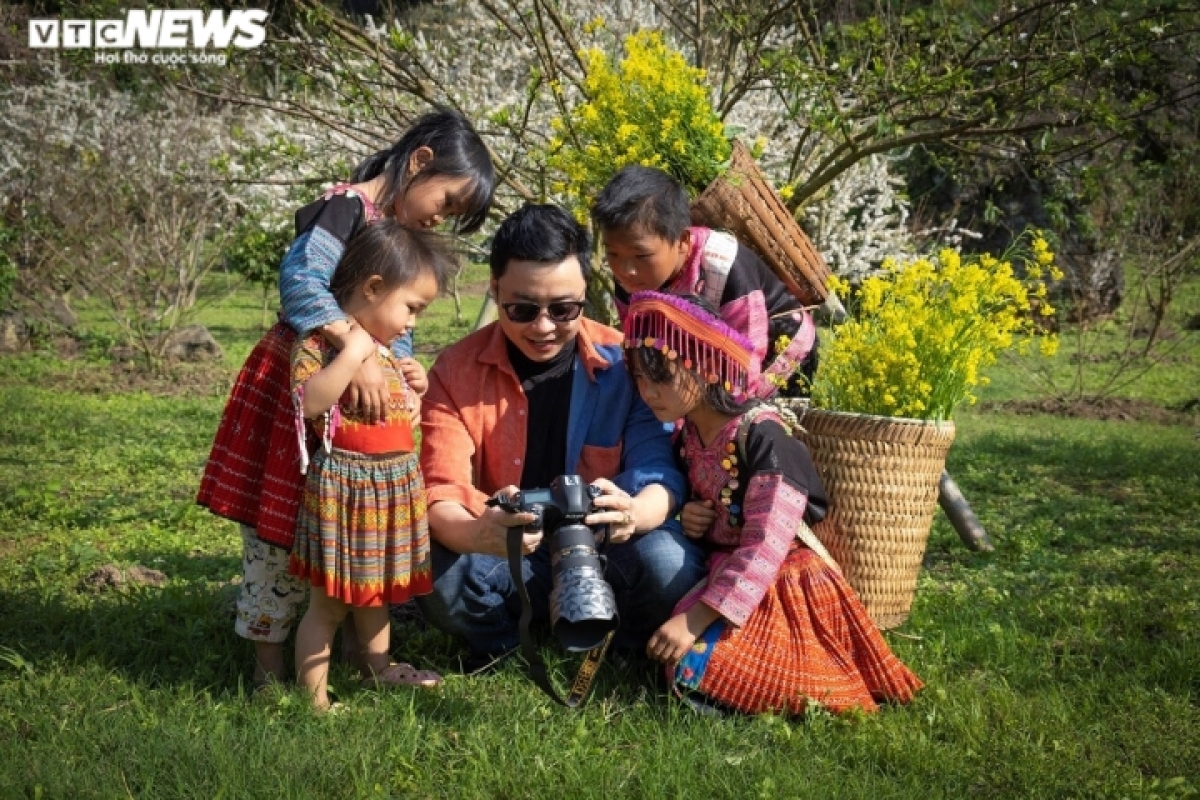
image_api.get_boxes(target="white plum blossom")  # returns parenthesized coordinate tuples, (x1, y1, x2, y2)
(336, 0, 917, 278)
(800, 154, 913, 280)
(8, 1, 920, 291)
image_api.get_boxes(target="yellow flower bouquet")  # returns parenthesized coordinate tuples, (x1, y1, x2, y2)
(546, 30, 730, 216)
(547, 30, 834, 307)
(811, 234, 1062, 421)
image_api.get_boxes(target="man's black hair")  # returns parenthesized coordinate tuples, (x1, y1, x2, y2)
(489, 203, 591, 280)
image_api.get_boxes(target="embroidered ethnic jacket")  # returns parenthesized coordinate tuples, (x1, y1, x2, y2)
(278, 188, 413, 358)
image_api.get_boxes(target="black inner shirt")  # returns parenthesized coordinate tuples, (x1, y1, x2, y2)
(507, 337, 576, 490)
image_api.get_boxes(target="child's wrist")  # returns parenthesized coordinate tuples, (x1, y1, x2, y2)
(686, 603, 720, 635)
(321, 318, 352, 335)
(319, 319, 353, 346)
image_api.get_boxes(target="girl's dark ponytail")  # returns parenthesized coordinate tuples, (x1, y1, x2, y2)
(351, 109, 496, 234)
(350, 150, 391, 184)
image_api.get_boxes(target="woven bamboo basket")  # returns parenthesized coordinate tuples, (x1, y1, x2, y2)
(791, 406, 956, 629)
(690, 139, 833, 307)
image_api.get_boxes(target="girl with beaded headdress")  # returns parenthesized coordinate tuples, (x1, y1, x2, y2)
(624, 291, 922, 715)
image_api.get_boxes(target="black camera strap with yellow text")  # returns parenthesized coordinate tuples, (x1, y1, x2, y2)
(506, 526, 613, 708)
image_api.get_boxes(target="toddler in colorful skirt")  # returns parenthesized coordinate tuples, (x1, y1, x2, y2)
(289, 220, 453, 711)
(624, 291, 923, 715)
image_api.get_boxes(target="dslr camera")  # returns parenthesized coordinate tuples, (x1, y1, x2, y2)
(492, 475, 619, 652)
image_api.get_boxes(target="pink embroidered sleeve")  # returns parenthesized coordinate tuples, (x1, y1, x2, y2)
(700, 472, 808, 627)
(719, 292, 770, 368)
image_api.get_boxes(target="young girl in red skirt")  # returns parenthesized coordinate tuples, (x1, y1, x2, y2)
(623, 291, 923, 715)
(289, 220, 453, 711)
(197, 110, 495, 688)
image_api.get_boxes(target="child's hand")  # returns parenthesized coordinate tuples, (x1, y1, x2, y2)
(680, 499, 716, 539)
(342, 323, 376, 360)
(397, 357, 429, 396)
(647, 603, 721, 666)
(646, 614, 697, 666)
(346, 330, 388, 422)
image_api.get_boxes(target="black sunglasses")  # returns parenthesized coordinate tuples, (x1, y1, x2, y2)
(500, 300, 587, 324)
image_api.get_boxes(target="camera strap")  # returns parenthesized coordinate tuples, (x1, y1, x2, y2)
(506, 526, 614, 708)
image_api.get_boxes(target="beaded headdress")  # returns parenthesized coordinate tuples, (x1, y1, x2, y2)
(622, 291, 759, 399)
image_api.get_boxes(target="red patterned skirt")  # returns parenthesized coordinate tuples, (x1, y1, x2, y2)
(289, 448, 432, 607)
(673, 546, 923, 715)
(196, 322, 306, 549)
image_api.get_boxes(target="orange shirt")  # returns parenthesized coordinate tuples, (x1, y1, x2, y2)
(420, 317, 685, 520)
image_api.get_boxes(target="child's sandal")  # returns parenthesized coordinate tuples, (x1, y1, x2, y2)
(361, 662, 442, 689)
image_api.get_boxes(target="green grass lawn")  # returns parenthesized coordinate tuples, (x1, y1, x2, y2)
(1, 272, 1198, 798)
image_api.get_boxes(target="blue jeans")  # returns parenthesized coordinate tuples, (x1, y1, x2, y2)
(416, 527, 707, 657)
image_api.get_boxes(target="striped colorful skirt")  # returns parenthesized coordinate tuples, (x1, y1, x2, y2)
(673, 546, 923, 715)
(289, 448, 432, 607)
(196, 322, 307, 550)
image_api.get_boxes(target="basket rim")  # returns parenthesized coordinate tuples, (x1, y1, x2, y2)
(796, 406, 956, 430)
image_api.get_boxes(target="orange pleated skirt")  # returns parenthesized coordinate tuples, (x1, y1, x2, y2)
(673, 546, 923, 715)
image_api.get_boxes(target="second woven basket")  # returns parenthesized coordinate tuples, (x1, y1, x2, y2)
(792, 406, 956, 629)
(690, 140, 832, 308)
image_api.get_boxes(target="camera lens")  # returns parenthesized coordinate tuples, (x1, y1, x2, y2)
(549, 522, 619, 652)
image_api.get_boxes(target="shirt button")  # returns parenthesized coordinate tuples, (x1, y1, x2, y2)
(514, 459, 522, 465)
(518, 409, 525, 416)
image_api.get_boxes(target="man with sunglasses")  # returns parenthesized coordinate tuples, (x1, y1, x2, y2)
(417, 203, 706, 667)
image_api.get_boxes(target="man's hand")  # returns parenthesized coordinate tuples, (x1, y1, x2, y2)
(477, 485, 541, 557)
(584, 478, 639, 545)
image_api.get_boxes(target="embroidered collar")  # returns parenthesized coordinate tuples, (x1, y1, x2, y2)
(681, 417, 746, 526)
(323, 183, 382, 222)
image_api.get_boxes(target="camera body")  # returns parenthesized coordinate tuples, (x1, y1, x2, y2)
(494, 475, 619, 652)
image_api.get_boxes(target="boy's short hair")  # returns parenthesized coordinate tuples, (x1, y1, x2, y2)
(489, 203, 591, 281)
(591, 165, 691, 241)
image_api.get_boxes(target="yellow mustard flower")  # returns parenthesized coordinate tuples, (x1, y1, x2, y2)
(811, 230, 1060, 421)
(545, 31, 731, 216)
